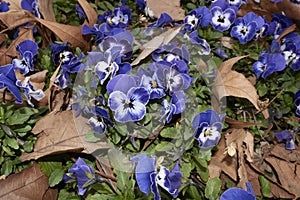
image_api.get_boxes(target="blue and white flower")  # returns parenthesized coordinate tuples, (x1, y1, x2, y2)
(210, 0, 237, 32)
(131, 154, 182, 200)
(295, 90, 300, 116)
(16, 77, 45, 107)
(274, 130, 295, 150)
(230, 12, 264, 44)
(13, 40, 38, 75)
(107, 75, 149, 123)
(192, 110, 224, 149)
(220, 182, 256, 200)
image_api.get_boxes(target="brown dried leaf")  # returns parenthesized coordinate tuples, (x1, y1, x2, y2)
(29, 70, 48, 90)
(0, 163, 58, 200)
(0, 26, 34, 66)
(78, 0, 98, 25)
(277, 0, 300, 25)
(131, 27, 181, 66)
(225, 117, 259, 129)
(20, 110, 110, 161)
(265, 157, 300, 198)
(35, 18, 89, 51)
(147, 0, 185, 21)
(39, 0, 56, 22)
(270, 144, 300, 164)
(0, 10, 35, 31)
(212, 56, 269, 118)
(220, 36, 234, 49)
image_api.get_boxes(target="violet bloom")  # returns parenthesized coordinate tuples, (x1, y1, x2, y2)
(290, 0, 300, 4)
(252, 52, 286, 78)
(88, 106, 114, 134)
(282, 43, 300, 71)
(214, 47, 228, 59)
(192, 110, 223, 149)
(230, 12, 264, 44)
(181, 6, 212, 33)
(189, 30, 211, 55)
(220, 182, 256, 200)
(295, 90, 300, 116)
(16, 77, 45, 107)
(64, 157, 95, 195)
(131, 154, 182, 200)
(226, 0, 247, 7)
(272, 14, 293, 37)
(82, 24, 105, 45)
(12, 40, 38, 75)
(106, 6, 131, 28)
(274, 130, 295, 150)
(107, 74, 150, 123)
(210, 0, 237, 32)
(145, 13, 173, 35)
(0, 64, 22, 104)
(0, 2, 10, 12)
(160, 91, 186, 123)
(21, 0, 41, 18)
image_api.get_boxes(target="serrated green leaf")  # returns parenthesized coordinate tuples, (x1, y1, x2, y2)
(205, 177, 222, 200)
(39, 161, 63, 177)
(259, 175, 270, 197)
(155, 142, 175, 152)
(49, 168, 64, 187)
(6, 107, 38, 125)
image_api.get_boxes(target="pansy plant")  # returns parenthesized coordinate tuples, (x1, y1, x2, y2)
(295, 90, 300, 116)
(13, 40, 39, 75)
(192, 110, 224, 149)
(131, 154, 182, 200)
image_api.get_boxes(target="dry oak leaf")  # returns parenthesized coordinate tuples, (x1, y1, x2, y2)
(39, 0, 56, 22)
(20, 110, 85, 161)
(0, 163, 57, 200)
(0, 10, 35, 31)
(147, 0, 185, 21)
(212, 56, 269, 118)
(78, 0, 98, 26)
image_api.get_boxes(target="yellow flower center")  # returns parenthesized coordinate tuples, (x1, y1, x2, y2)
(151, 81, 158, 88)
(204, 128, 211, 136)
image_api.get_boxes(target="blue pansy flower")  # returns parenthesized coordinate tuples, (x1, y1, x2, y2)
(192, 110, 223, 149)
(282, 43, 300, 71)
(106, 6, 131, 28)
(16, 77, 45, 107)
(281, 32, 300, 50)
(214, 46, 228, 59)
(21, 0, 41, 18)
(107, 74, 150, 123)
(50, 42, 71, 65)
(13, 40, 38, 75)
(88, 106, 114, 134)
(0, 64, 22, 104)
(220, 182, 256, 200)
(139, 68, 166, 99)
(181, 6, 212, 33)
(272, 14, 293, 37)
(290, 0, 300, 4)
(227, 0, 247, 7)
(252, 52, 286, 78)
(55, 53, 85, 89)
(99, 30, 133, 59)
(145, 13, 173, 35)
(64, 157, 98, 196)
(131, 154, 182, 200)
(295, 90, 300, 116)
(152, 43, 190, 64)
(160, 91, 186, 123)
(82, 24, 105, 45)
(210, 0, 237, 32)
(274, 130, 295, 150)
(0, 2, 10, 12)
(189, 30, 211, 55)
(75, 4, 87, 20)
(230, 12, 264, 44)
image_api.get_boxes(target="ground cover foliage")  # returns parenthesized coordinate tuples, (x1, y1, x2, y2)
(0, 0, 300, 199)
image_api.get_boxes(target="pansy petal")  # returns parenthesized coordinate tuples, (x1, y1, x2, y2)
(108, 91, 127, 111)
(128, 87, 150, 105)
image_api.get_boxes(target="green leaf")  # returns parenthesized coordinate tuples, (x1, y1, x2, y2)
(160, 127, 180, 139)
(5, 138, 19, 149)
(14, 125, 32, 133)
(2, 145, 14, 156)
(115, 170, 131, 192)
(1, 159, 13, 176)
(23, 141, 34, 152)
(6, 107, 38, 125)
(259, 175, 270, 197)
(193, 156, 209, 182)
(205, 177, 222, 200)
(181, 161, 192, 178)
(155, 141, 175, 152)
(39, 161, 63, 177)
(58, 189, 80, 200)
(85, 130, 102, 142)
(49, 168, 64, 187)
